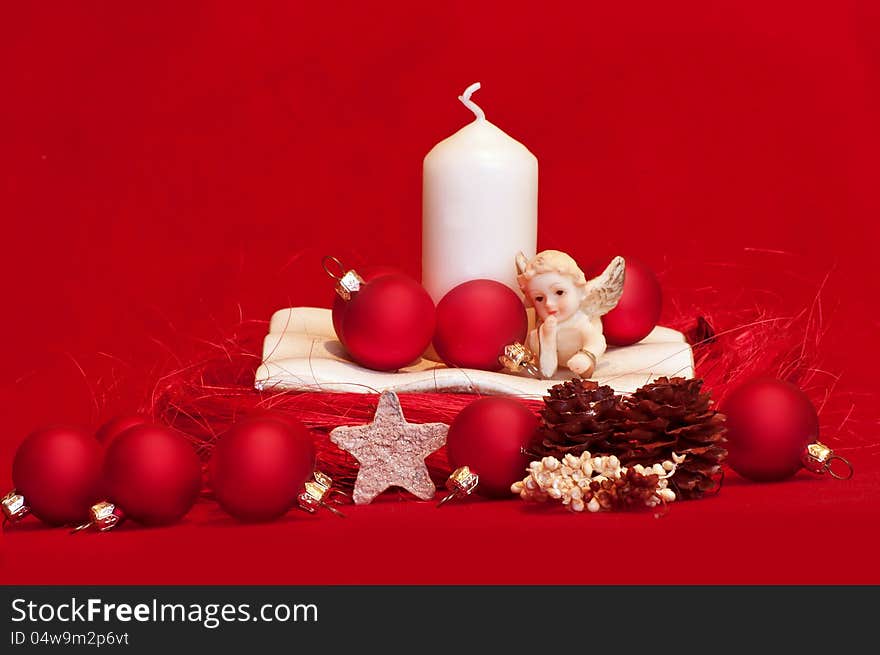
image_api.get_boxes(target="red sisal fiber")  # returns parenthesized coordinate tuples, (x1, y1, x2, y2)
(148, 323, 544, 488)
(664, 289, 874, 455)
(148, 266, 865, 490)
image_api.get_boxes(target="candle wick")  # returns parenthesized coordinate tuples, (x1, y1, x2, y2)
(458, 82, 486, 121)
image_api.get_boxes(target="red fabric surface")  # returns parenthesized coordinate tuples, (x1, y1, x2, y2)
(2, 1, 879, 584)
(4, 467, 880, 585)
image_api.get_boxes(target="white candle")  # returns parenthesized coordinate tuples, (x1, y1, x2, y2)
(422, 82, 538, 303)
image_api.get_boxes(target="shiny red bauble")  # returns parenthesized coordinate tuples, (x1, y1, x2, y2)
(596, 257, 662, 346)
(335, 273, 435, 371)
(12, 426, 103, 525)
(446, 397, 539, 497)
(433, 280, 528, 371)
(209, 417, 316, 522)
(723, 378, 819, 482)
(95, 414, 152, 446)
(103, 425, 202, 525)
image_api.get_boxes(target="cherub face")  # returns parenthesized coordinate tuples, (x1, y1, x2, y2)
(525, 271, 585, 323)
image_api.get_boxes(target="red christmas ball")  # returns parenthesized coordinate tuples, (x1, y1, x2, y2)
(12, 426, 103, 525)
(433, 280, 528, 371)
(209, 418, 316, 522)
(446, 397, 539, 497)
(332, 265, 400, 345)
(95, 414, 152, 446)
(723, 378, 819, 482)
(103, 425, 202, 525)
(595, 257, 662, 346)
(338, 273, 435, 371)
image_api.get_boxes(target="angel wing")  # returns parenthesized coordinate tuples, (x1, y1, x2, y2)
(581, 255, 626, 317)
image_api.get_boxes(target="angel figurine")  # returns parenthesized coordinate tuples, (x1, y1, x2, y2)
(515, 250, 625, 379)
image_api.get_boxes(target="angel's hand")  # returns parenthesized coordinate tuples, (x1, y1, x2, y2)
(540, 315, 558, 339)
(566, 352, 595, 378)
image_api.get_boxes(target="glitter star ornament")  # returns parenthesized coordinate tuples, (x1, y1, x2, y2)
(330, 391, 448, 504)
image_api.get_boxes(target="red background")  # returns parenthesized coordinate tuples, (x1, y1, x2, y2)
(2, 1, 879, 584)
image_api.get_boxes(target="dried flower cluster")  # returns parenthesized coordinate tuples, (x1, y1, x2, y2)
(534, 377, 727, 499)
(511, 451, 684, 513)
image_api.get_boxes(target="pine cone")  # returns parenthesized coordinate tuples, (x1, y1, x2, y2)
(535, 377, 727, 500)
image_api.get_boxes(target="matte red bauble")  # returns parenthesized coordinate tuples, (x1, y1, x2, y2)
(596, 257, 662, 346)
(723, 378, 819, 482)
(446, 397, 539, 497)
(12, 426, 103, 525)
(337, 273, 435, 371)
(103, 425, 202, 525)
(433, 280, 528, 371)
(209, 418, 316, 522)
(332, 265, 401, 345)
(95, 414, 152, 446)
